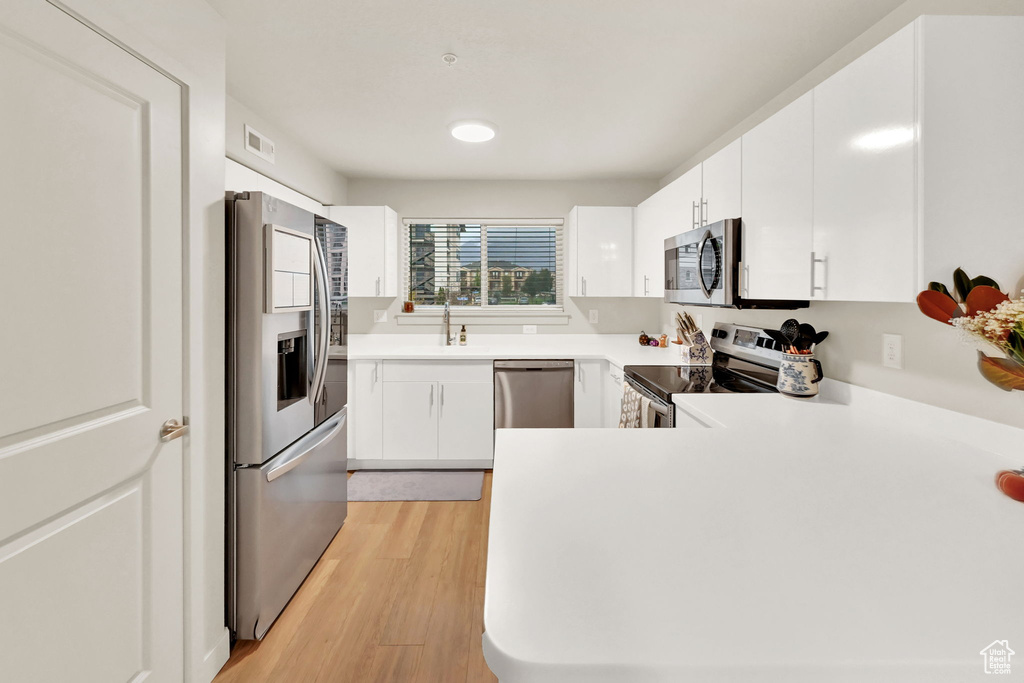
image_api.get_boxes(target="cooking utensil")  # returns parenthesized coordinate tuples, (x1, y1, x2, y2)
(813, 330, 829, 346)
(796, 323, 816, 351)
(764, 329, 788, 347)
(780, 319, 800, 346)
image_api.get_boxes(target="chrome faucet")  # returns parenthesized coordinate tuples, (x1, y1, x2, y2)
(443, 298, 455, 346)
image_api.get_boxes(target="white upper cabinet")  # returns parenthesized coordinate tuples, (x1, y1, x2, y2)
(566, 206, 635, 297)
(699, 139, 741, 226)
(813, 23, 917, 302)
(225, 157, 325, 215)
(327, 205, 399, 297)
(634, 165, 701, 298)
(741, 92, 813, 300)
(917, 15, 1024, 291)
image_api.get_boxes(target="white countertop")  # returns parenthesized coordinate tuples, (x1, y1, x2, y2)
(483, 384, 1024, 682)
(346, 333, 686, 368)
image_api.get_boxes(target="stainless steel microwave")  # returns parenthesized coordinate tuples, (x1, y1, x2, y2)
(664, 219, 807, 309)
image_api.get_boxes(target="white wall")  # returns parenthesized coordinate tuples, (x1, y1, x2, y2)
(346, 178, 663, 334)
(59, 0, 230, 680)
(227, 94, 348, 205)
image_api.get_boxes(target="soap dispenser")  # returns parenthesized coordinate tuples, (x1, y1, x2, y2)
(459, 325, 467, 346)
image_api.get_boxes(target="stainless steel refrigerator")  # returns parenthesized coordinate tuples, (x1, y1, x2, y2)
(226, 191, 348, 641)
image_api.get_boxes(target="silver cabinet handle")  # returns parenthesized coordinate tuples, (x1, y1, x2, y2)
(811, 251, 827, 297)
(440, 384, 445, 415)
(581, 276, 586, 296)
(643, 274, 649, 296)
(701, 198, 708, 226)
(375, 276, 381, 296)
(160, 417, 189, 442)
(372, 361, 379, 385)
(692, 201, 699, 229)
(429, 384, 434, 410)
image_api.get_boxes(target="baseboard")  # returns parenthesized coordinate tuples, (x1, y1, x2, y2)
(348, 459, 494, 470)
(195, 627, 231, 683)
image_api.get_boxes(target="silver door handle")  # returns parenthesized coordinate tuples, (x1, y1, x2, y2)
(581, 277, 586, 296)
(643, 274, 649, 296)
(692, 201, 699, 229)
(159, 417, 189, 442)
(310, 237, 330, 405)
(701, 198, 708, 226)
(696, 230, 713, 299)
(429, 384, 434, 410)
(440, 384, 445, 414)
(266, 411, 346, 482)
(375, 276, 381, 296)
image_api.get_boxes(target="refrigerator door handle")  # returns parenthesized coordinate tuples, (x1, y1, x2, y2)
(309, 236, 331, 405)
(266, 409, 346, 482)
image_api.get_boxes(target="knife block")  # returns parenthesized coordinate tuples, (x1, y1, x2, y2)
(679, 331, 712, 365)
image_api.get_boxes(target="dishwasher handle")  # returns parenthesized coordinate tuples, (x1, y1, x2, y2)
(493, 359, 574, 370)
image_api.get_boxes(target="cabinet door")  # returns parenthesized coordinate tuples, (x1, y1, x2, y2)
(382, 381, 438, 460)
(634, 166, 700, 298)
(565, 207, 580, 296)
(813, 23, 916, 302)
(603, 364, 624, 428)
(329, 206, 392, 297)
(382, 207, 399, 297)
(350, 360, 383, 460)
(742, 93, 814, 300)
(575, 207, 634, 297)
(700, 139, 741, 225)
(438, 382, 494, 460)
(574, 360, 604, 428)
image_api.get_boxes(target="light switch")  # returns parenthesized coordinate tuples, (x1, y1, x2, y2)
(373, 309, 388, 323)
(523, 325, 537, 334)
(589, 309, 599, 324)
(883, 334, 903, 369)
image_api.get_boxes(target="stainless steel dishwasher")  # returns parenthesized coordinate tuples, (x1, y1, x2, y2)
(494, 360, 575, 428)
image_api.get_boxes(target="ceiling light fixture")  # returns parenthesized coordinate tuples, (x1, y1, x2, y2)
(449, 120, 497, 143)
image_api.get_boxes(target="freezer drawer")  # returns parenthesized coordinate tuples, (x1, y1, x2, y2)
(231, 409, 348, 640)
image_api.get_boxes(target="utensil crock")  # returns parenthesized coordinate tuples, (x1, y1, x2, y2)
(777, 353, 823, 397)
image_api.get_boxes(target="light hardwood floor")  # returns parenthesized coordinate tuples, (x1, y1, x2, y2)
(215, 472, 498, 683)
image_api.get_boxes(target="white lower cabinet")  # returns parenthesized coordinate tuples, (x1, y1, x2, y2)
(363, 360, 494, 466)
(438, 382, 494, 460)
(574, 360, 605, 428)
(603, 363, 624, 428)
(382, 381, 438, 460)
(350, 360, 383, 461)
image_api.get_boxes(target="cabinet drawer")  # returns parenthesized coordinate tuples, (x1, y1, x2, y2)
(382, 360, 492, 383)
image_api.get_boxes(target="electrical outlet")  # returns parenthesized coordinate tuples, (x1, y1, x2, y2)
(883, 333, 903, 369)
(373, 309, 388, 323)
(523, 324, 537, 334)
(588, 309, 599, 324)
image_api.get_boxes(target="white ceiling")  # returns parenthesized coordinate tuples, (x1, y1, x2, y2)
(209, 0, 905, 180)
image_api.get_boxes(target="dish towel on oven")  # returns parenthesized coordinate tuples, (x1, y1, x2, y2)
(619, 382, 644, 428)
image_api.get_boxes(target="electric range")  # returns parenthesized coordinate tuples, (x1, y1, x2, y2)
(623, 323, 785, 426)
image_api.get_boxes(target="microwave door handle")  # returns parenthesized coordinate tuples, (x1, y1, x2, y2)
(696, 230, 712, 299)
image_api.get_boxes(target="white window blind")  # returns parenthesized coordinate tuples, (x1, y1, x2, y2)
(403, 219, 564, 309)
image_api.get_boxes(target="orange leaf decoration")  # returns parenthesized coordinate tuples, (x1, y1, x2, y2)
(965, 285, 1009, 316)
(978, 353, 1024, 392)
(917, 290, 961, 325)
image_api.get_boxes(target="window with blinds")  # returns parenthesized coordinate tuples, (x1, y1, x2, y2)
(404, 220, 563, 309)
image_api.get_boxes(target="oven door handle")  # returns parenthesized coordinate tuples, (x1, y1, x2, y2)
(696, 229, 713, 299)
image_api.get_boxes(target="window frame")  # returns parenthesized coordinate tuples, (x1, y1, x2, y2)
(401, 217, 565, 313)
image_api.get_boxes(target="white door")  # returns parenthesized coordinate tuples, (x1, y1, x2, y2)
(573, 360, 605, 428)
(438, 382, 494, 460)
(382, 382, 438, 459)
(742, 92, 814, 300)
(813, 23, 916, 302)
(0, 2, 185, 682)
(700, 140, 742, 225)
(575, 207, 634, 297)
(350, 360, 383, 460)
